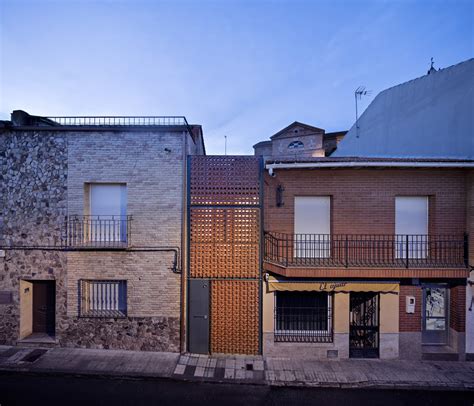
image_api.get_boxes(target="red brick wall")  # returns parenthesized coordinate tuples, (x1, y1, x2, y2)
(264, 168, 467, 235)
(399, 285, 422, 332)
(450, 284, 466, 332)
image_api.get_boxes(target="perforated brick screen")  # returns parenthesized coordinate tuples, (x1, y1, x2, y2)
(210, 280, 259, 354)
(189, 156, 261, 355)
(190, 156, 260, 206)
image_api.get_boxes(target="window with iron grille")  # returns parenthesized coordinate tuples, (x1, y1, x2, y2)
(275, 291, 332, 342)
(80, 280, 127, 317)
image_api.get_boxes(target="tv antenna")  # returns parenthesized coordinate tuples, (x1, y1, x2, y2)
(224, 135, 227, 155)
(354, 86, 371, 137)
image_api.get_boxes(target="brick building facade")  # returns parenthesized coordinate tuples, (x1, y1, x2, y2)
(256, 120, 472, 360)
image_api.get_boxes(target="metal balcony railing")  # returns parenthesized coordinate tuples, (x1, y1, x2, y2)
(46, 116, 189, 127)
(264, 232, 468, 269)
(66, 215, 132, 248)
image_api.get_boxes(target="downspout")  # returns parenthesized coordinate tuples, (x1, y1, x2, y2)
(180, 129, 188, 353)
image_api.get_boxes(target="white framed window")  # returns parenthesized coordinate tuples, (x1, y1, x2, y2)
(89, 183, 127, 242)
(80, 280, 127, 317)
(294, 196, 331, 258)
(395, 196, 428, 259)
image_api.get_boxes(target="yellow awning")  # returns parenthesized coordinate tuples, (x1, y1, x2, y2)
(267, 276, 399, 293)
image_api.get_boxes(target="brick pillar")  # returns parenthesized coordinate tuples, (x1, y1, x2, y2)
(450, 284, 466, 333)
(399, 285, 422, 332)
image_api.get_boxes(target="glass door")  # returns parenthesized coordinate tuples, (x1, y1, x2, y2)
(422, 285, 448, 345)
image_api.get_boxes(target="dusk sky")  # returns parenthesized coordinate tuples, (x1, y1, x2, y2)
(1, 0, 472, 154)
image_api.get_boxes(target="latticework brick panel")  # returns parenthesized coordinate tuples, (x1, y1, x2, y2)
(189, 156, 262, 354)
(190, 208, 260, 243)
(210, 280, 259, 355)
(190, 208, 260, 278)
(190, 156, 260, 206)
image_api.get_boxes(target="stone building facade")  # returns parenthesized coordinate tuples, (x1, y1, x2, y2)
(0, 111, 205, 351)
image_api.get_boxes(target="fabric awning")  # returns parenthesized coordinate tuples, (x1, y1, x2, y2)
(267, 276, 399, 293)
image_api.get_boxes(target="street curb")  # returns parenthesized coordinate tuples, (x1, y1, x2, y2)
(1, 367, 473, 392)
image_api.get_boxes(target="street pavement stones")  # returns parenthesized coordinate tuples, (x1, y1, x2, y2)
(0, 346, 474, 390)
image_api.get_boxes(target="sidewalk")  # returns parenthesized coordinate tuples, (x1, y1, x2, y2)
(1, 345, 474, 391)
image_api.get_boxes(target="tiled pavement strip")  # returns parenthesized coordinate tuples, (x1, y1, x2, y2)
(1, 345, 474, 390)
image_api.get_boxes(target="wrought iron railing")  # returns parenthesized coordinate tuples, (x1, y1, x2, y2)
(46, 116, 189, 127)
(66, 215, 132, 248)
(265, 232, 468, 268)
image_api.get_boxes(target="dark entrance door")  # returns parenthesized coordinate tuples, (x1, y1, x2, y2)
(188, 279, 210, 354)
(32, 281, 55, 335)
(349, 292, 379, 358)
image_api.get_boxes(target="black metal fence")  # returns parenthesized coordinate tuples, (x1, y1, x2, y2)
(265, 232, 468, 268)
(66, 215, 132, 248)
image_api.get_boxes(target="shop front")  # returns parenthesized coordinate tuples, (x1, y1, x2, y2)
(262, 276, 400, 359)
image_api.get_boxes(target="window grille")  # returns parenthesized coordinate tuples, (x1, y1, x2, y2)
(80, 280, 127, 317)
(275, 291, 332, 342)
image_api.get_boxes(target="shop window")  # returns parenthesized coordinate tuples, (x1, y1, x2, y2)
(275, 291, 332, 342)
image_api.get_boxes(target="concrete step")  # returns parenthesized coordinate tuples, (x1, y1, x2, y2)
(421, 345, 459, 361)
(17, 334, 59, 349)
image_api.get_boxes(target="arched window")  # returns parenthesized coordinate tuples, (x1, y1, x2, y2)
(288, 140, 304, 150)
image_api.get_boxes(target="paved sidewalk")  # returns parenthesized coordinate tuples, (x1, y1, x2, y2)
(1, 345, 474, 390)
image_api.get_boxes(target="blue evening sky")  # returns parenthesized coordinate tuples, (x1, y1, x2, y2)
(0, 0, 472, 154)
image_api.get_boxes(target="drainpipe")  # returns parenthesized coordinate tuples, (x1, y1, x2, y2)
(180, 130, 188, 354)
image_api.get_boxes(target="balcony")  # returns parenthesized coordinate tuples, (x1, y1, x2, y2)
(66, 215, 132, 249)
(264, 232, 468, 269)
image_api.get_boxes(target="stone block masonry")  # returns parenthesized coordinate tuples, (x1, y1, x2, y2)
(0, 131, 68, 344)
(0, 126, 197, 351)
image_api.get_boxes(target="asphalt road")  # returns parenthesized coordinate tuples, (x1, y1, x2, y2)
(0, 373, 473, 406)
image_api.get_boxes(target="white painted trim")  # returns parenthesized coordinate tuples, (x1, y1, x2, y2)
(266, 162, 474, 171)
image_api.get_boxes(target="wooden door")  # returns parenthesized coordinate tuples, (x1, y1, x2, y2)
(32, 281, 55, 335)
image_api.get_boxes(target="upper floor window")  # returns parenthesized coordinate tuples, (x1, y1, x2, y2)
(395, 196, 428, 259)
(294, 196, 331, 258)
(89, 183, 127, 242)
(288, 140, 304, 150)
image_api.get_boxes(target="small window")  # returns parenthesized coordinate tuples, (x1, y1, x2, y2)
(288, 140, 304, 149)
(275, 291, 332, 342)
(80, 280, 127, 317)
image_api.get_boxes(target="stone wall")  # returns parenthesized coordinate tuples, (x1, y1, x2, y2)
(62, 316, 179, 351)
(0, 131, 68, 344)
(1, 127, 194, 351)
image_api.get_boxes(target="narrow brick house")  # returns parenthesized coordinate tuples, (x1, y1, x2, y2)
(0, 111, 205, 351)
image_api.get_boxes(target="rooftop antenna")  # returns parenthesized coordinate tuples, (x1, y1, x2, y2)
(355, 86, 372, 138)
(427, 57, 437, 75)
(224, 135, 227, 155)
